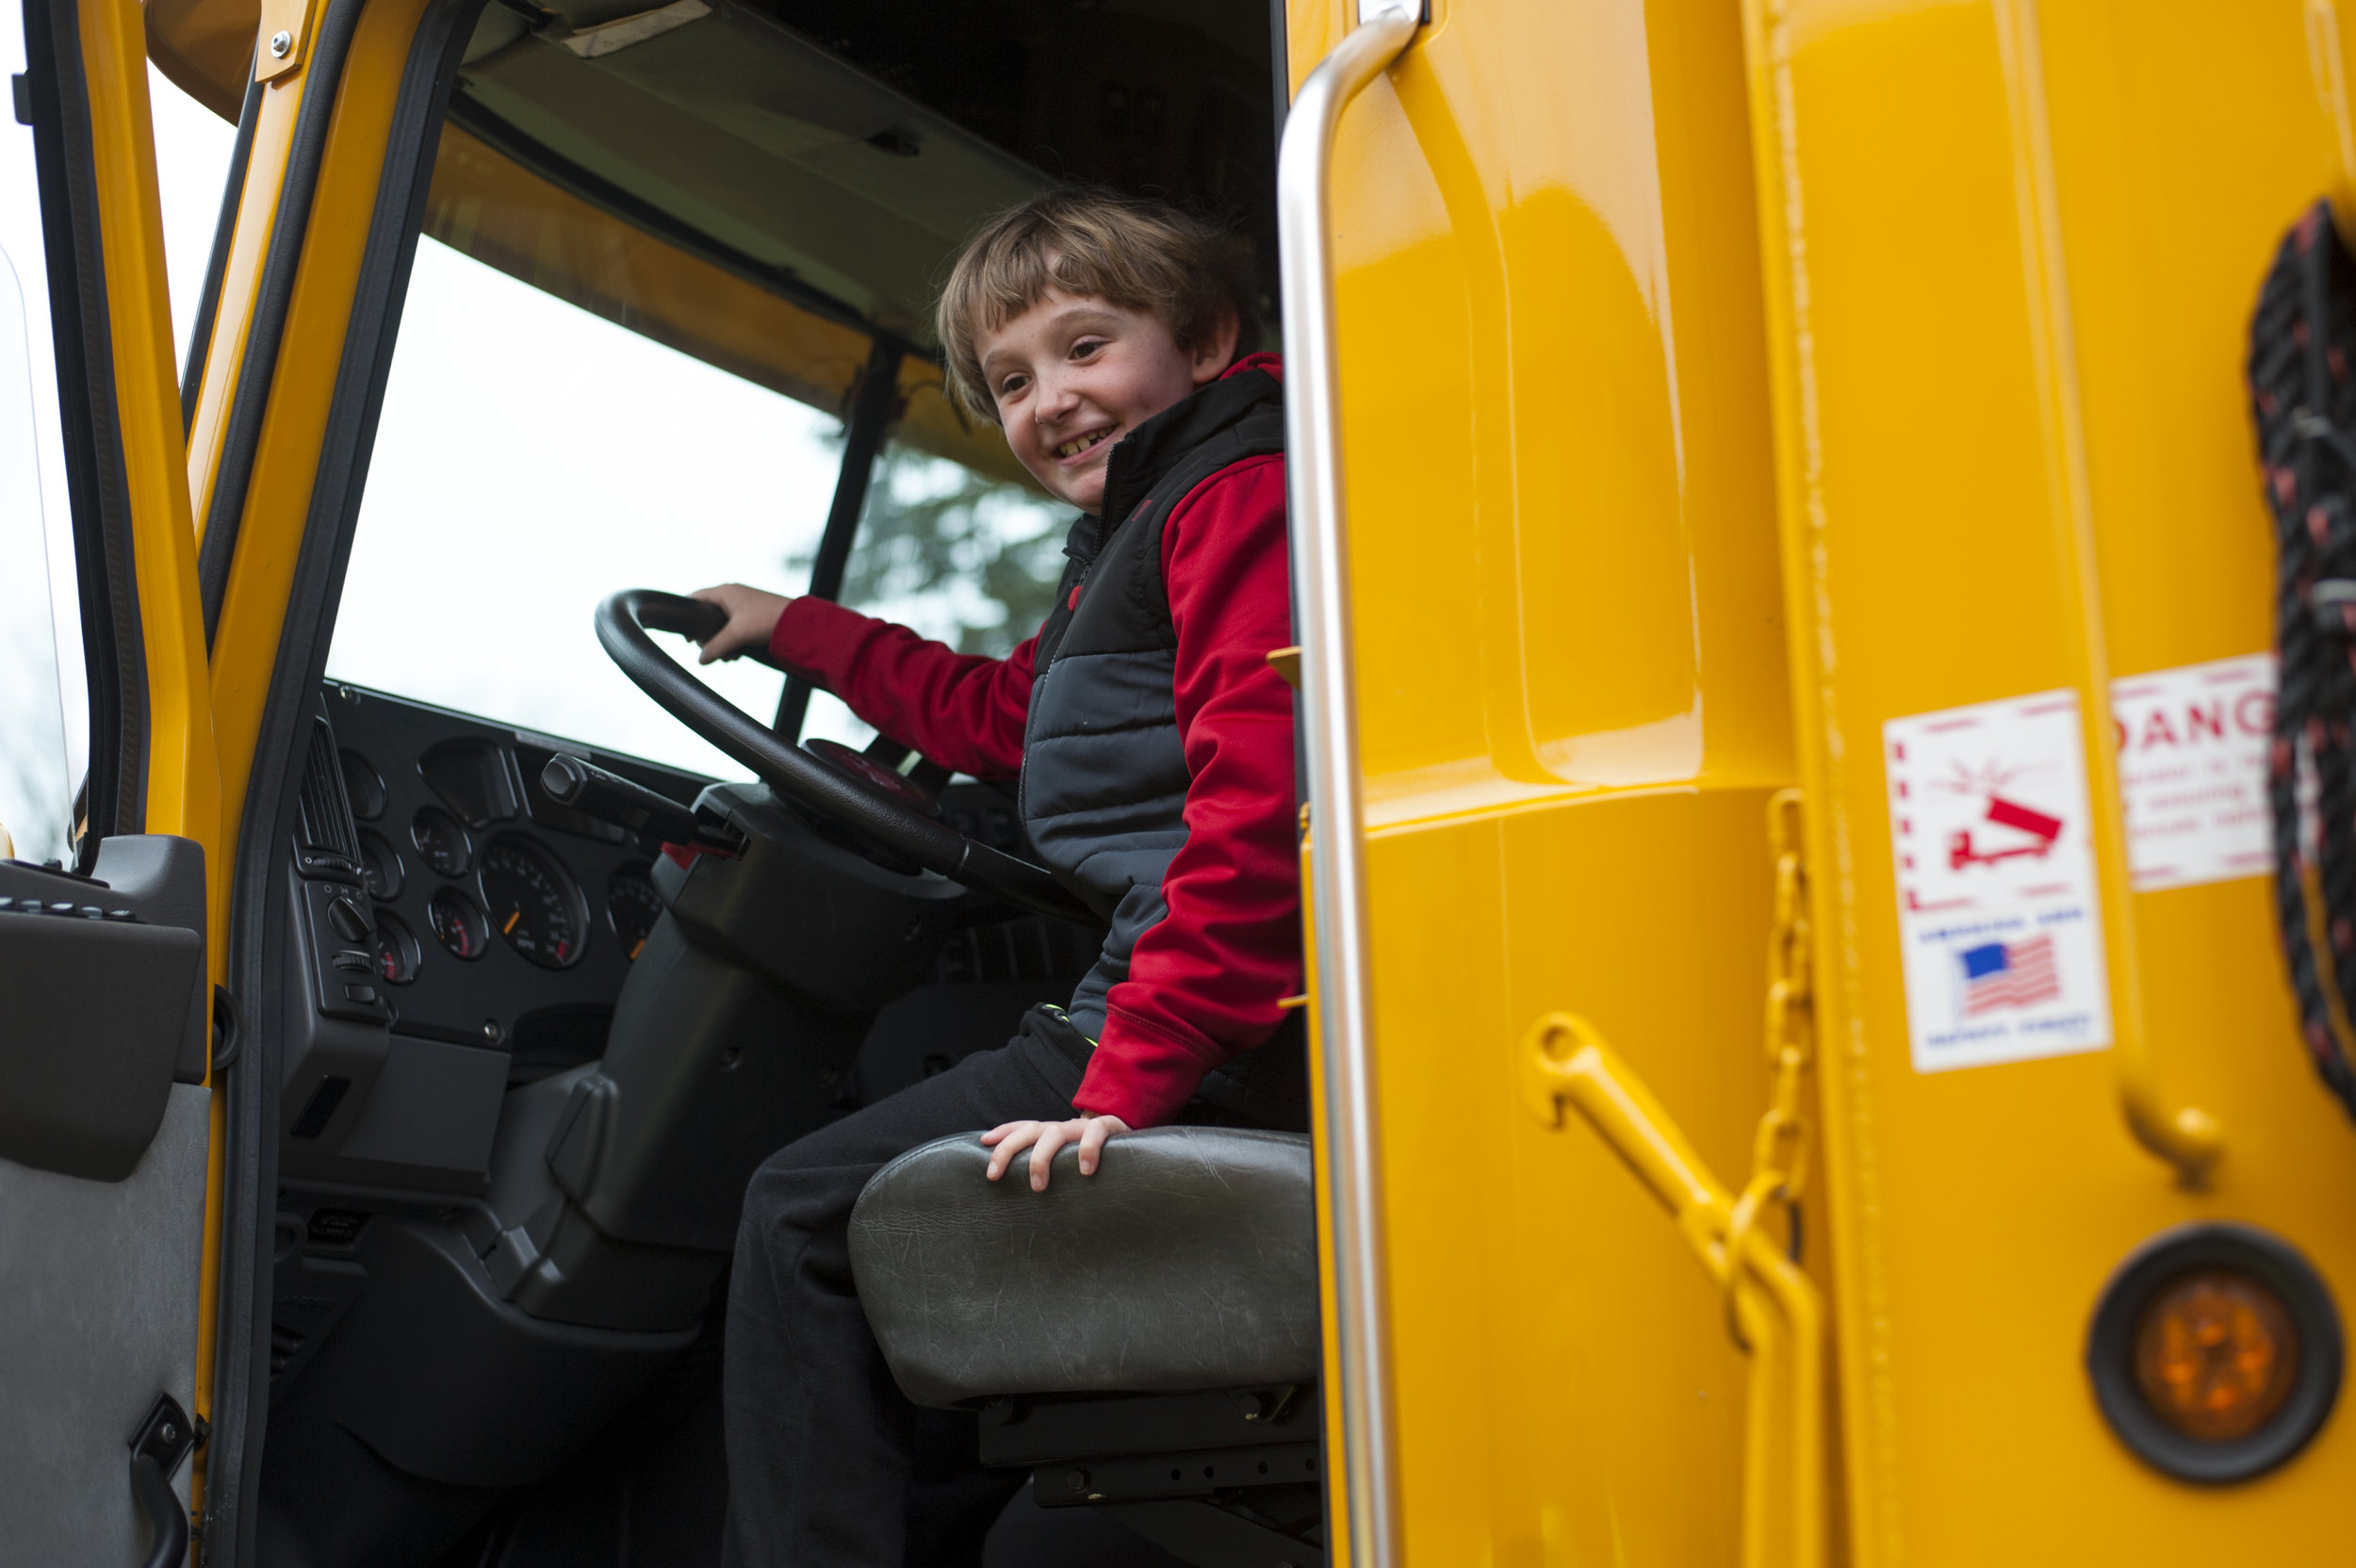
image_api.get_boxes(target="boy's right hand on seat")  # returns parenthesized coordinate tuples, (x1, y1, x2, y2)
(688, 583, 791, 664)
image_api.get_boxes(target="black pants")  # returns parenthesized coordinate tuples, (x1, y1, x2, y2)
(719, 1013, 1085, 1568)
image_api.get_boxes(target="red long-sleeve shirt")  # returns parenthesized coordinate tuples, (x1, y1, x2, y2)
(767, 359, 1301, 1126)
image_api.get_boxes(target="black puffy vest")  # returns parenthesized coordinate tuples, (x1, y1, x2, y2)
(1019, 366, 1286, 1039)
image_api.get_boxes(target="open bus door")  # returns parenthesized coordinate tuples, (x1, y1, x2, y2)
(2, 0, 224, 1560)
(1282, 1, 1812, 1563)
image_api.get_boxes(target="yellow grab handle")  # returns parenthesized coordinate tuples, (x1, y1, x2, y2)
(1522, 1014, 1827, 1568)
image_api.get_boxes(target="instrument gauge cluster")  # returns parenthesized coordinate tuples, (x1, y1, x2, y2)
(319, 684, 706, 1045)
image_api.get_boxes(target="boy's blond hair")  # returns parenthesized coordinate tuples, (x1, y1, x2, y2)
(936, 188, 1261, 422)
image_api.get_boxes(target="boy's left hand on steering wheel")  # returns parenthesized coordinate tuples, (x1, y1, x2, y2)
(981, 1114, 1133, 1191)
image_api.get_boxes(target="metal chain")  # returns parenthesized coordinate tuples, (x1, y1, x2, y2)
(1722, 788, 1815, 1347)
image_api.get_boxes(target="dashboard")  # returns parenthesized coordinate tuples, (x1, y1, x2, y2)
(265, 678, 1103, 1401)
(275, 678, 1104, 1202)
(319, 679, 706, 1086)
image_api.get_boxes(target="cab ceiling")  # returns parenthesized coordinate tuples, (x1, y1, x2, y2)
(450, 0, 1280, 350)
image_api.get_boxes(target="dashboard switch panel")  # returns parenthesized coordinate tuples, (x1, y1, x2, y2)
(305, 878, 389, 1025)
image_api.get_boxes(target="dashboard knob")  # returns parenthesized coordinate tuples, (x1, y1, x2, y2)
(326, 895, 369, 943)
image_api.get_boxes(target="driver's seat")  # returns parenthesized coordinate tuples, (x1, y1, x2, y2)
(848, 1128, 1326, 1567)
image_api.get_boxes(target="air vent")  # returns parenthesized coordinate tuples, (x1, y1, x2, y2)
(294, 719, 362, 876)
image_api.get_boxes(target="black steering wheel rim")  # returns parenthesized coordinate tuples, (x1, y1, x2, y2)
(596, 589, 1092, 923)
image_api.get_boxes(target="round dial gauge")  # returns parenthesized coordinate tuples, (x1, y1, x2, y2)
(607, 863, 663, 962)
(427, 887, 489, 960)
(356, 828, 404, 901)
(411, 807, 473, 877)
(479, 835, 589, 970)
(340, 748, 386, 821)
(369, 911, 421, 985)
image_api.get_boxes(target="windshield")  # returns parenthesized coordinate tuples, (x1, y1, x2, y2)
(331, 234, 860, 774)
(330, 229, 1072, 776)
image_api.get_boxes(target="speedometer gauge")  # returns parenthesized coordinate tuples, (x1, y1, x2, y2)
(478, 835, 590, 970)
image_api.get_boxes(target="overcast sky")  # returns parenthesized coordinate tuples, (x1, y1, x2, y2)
(0, 49, 1052, 849)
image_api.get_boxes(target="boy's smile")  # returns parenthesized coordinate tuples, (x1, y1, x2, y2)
(1052, 429, 1115, 461)
(978, 283, 1239, 513)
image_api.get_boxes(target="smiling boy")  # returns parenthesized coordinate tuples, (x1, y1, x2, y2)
(691, 188, 1303, 1564)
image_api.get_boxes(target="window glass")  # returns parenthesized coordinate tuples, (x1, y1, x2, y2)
(0, 246, 70, 863)
(148, 72, 237, 373)
(329, 236, 866, 776)
(0, 29, 233, 863)
(335, 234, 1072, 776)
(1, 1, 75, 864)
(828, 438, 1071, 658)
(796, 435, 1070, 749)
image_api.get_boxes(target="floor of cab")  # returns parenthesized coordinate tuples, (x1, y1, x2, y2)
(422, 1385, 1192, 1568)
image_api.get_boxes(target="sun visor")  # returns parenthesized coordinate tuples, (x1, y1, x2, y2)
(449, 0, 1048, 344)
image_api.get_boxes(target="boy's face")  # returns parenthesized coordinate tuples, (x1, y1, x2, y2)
(978, 284, 1238, 513)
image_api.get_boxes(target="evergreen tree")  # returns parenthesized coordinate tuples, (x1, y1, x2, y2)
(789, 442, 1069, 657)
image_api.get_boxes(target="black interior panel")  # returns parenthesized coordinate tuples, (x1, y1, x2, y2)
(0, 837, 209, 1181)
(259, 678, 1100, 1564)
(322, 680, 702, 1068)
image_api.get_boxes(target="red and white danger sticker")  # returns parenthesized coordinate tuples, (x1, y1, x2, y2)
(2110, 653, 2276, 892)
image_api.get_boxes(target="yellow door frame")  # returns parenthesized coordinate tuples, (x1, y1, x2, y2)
(174, 0, 466, 1535)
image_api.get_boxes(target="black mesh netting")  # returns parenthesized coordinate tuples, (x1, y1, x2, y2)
(2249, 198, 2356, 1119)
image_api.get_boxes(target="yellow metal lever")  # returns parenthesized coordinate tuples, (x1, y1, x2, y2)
(2117, 1047, 2224, 1187)
(1521, 1014, 1826, 1568)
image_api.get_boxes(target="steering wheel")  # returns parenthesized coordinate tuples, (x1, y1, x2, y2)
(596, 589, 1093, 923)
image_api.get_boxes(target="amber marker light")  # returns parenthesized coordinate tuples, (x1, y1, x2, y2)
(2089, 1224, 2343, 1483)
(2132, 1268, 2299, 1442)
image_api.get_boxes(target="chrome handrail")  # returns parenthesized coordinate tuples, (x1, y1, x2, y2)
(1276, 7, 1420, 1566)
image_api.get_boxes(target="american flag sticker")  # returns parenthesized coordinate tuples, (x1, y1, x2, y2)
(1958, 934, 2061, 1015)
(1885, 690, 2112, 1073)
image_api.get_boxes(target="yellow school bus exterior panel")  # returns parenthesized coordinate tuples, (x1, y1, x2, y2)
(1750, 0, 2356, 1561)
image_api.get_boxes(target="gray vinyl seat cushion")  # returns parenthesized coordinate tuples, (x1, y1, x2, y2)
(847, 1126, 1318, 1408)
